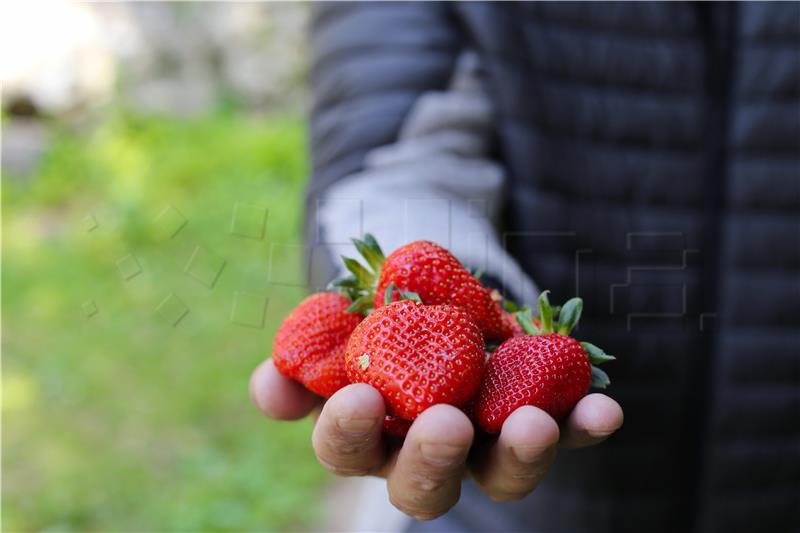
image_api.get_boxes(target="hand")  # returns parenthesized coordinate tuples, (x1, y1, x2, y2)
(250, 358, 623, 520)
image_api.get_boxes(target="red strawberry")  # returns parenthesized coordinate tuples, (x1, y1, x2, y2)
(383, 415, 412, 437)
(475, 292, 615, 433)
(344, 297, 485, 421)
(272, 293, 362, 398)
(376, 241, 514, 340)
(501, 310, 527, 337)
(383, 400, 478, 438)
(334, 235, 514, 341)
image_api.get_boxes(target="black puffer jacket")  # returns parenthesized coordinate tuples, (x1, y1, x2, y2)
(306, 3, 800, 532)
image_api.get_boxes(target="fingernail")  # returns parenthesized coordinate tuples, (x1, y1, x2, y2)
(420, 443, 464, 466)
(336, 417, 377, 434)
(511, 446, 544, 464)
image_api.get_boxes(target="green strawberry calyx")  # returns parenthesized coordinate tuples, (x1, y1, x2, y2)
(330, 235, 436, 314)
(515, 290, 615, 389)
(382, 284, 421, 306)
(329, 234, 386, 314)
(332, 233, 521, 320)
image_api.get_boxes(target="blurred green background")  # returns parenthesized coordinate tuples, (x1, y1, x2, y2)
(2, 3, 333, 531)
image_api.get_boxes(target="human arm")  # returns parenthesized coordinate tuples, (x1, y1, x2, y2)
(252, 1, 623, 520)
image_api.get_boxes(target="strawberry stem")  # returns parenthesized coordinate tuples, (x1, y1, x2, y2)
(353, 236, 385, 272)
(537, 291, 554, 333)
(591, 366, 611, 388)
(557, 297, 583, 335)
(332, 233, 387, 314)
(342, 256, 375, 285)
(515, 308, 542, 335)
(346, 294, 373, 314)
(384, 283, 422, 305)
(362, 234, 385, 257)
(580, 342, 616, 365)
(581, 341, 614, 389)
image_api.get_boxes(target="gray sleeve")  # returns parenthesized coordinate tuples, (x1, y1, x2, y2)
(309, 52, 538, 304)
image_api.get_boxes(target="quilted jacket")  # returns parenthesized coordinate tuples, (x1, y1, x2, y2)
(305, 3, 800, 532)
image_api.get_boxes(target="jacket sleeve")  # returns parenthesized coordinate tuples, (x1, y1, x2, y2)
(305, 2, 538, 304)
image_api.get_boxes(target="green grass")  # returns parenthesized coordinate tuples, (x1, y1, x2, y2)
(2, 110, 330, 531)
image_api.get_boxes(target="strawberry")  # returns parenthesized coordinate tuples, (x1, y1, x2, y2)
(383, 415, 413, 437)
(334, 235, 514, 341)
(501, 310, 527, 337)
(383, 400, 478, 438)
(344, 293, 486, 421)
(272, 293, 362, 398)
(475, 292, 615, 433)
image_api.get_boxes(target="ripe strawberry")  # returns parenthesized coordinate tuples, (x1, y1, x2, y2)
(383, 415, 412, 437)
(383, 400, 479, 438)
(334, 235, 514, 341)
(475, 292, 615, 433)
(272, 293, 362, 398)
(501, 310, 527, 337)
(344, 296, 485, 421)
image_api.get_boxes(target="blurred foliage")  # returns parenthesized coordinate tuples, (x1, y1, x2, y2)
(2, 110, 330, 531)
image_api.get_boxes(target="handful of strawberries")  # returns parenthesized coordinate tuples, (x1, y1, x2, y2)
(272, 235, 614, 437)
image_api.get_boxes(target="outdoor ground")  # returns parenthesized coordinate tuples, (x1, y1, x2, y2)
(2, 110, 330, 531)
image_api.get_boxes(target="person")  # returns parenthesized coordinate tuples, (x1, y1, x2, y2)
(251, 3, 800, 532)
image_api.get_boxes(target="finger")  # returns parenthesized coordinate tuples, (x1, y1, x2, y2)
(471, 406, 559, 502)
(311, 384, 386, 476)
(559, 393, 624, 449)
(387, 405, 474, 520)
(250, 359, 319, 420)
